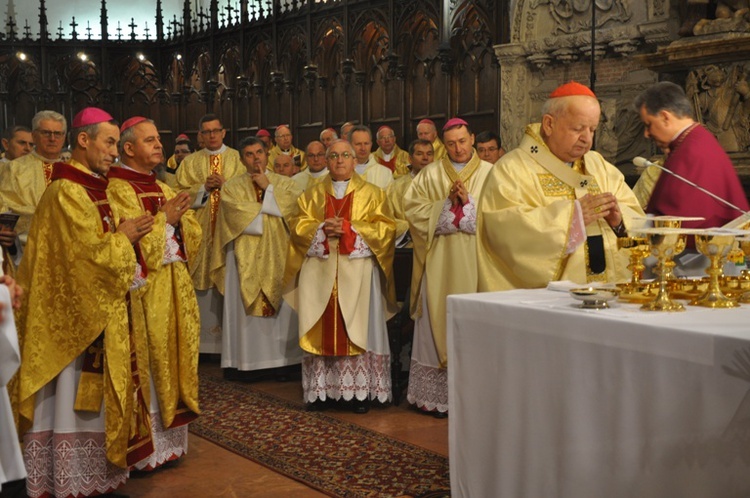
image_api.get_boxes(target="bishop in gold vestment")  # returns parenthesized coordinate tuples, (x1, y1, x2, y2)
(285, 140, 397, 413)
(404, 120, 492, 415)
(107, 117, 202, 471)
(15, 109, 156, 498)
(478, 83, 644, 292)
(210, 137, 303, 373)
(174, 115, 244, 353)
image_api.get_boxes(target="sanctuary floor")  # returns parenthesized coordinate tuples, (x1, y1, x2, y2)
(118, 360, 449, 498)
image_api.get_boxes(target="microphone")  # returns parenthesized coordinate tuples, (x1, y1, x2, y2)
(633, 156, 748, 215)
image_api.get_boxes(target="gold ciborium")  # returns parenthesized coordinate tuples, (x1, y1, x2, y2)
(634, 228, 691, 311)
(690, 232, 739, 308)
(617, 236, 651, 295)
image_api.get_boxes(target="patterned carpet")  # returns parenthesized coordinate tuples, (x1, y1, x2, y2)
(189, 374, 451, 498)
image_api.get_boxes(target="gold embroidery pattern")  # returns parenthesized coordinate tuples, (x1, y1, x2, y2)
(43, 162, 54, 186)
(209, 154, 222, 233)
(538, 174, 574, 198)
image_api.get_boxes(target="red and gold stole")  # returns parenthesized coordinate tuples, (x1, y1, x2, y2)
(51, 162, 154, 463)
(318, 191, 362, 356)
(209, 153, 222, 233)
(43, 162, 54, 186)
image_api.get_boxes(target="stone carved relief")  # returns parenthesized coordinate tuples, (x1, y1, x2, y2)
(687, 63, 750, 152)
(528, 0, 632, 34)
(693, 2, 750, 35)
(495, 0, 670, 158)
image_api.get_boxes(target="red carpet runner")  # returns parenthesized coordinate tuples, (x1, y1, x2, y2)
(190, 375, 450, 498)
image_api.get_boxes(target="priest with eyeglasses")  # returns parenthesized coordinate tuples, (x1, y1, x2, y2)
(284, 139, 397, 414)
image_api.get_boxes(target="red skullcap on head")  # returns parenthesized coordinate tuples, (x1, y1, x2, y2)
(256, 129, 271, 137)
(120, 116, 148, 133)
(377, 125, 392, 134)
(325, 127, 336, 133)
(442, 117, 469, 132)
(549, 81, 596, 99)
(72, 107, 114, 128)
(418, 119, 435, 127)
(176, 133, 189, 141)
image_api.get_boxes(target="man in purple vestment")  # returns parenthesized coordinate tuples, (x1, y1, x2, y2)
(635, 81, 749, 229)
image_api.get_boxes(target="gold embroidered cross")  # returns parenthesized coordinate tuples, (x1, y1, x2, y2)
(88, 342, 104, 368)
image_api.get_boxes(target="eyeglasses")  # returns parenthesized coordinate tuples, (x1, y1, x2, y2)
(308, 153, 326, 158)
(200, 128, 224, 136)
(328, 152, 353, 161)
(37, 130, 65, 139)
(379, 134, 395, 140)
(276, 134, 292, 139)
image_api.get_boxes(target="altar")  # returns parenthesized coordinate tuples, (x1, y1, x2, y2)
(447, 288, 750, 498)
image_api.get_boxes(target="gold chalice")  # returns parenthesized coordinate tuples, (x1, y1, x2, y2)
(633, 227, 692, 312)
(736, 237, 750, 303)
(691, 232, 739, 308)
(652, 218, 689, 281)
(617, 236, 650, 296)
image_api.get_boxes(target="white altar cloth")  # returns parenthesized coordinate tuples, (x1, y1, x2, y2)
(448, 289, 750, 498)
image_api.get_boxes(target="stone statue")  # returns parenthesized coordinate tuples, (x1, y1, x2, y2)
(686, 64, 750, 152)
(691, 0, 750, 35)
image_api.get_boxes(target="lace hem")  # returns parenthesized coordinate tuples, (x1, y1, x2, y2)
(349, 226, 373, 259)
(307, 223, 329, 258)
(302, 352, 391, 403)
(24, 430, 128, 498)
(132, 412, 188, 471)
(130, 261, 147, 291)
(163, 224, 187, 265)
(435, 199, 458, 235)
(406, 359, 448, 413)
(458, 193, 477, 234)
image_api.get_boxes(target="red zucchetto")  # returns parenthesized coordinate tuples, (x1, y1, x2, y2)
(549, 81, 596, 99)
(120, 116, 148, 133)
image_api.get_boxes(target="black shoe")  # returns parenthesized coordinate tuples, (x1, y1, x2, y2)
(306, 400, 327, 412)
(432, 411, 448, 419)
(352, 399, 370, 414)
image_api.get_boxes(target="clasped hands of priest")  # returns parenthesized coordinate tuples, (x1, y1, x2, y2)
(204, 172, 226, 191)
(324, 217, 346, 238)
(578, 192, 622, 229)
(448, 179, 469, 206)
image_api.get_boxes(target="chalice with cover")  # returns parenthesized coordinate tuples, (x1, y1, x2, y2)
(691, 231, 740, 308)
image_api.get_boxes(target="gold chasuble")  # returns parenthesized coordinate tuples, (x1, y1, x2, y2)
(432, 138, 447, 161)
(15, 160, 150, 468)
(163, 154, 181, 190)
(174, 147, 244, 290)
(285, 174, 397, 356)
(373, 145, 410, 178)
(0, 151, 62, 241)
(107, 167, 202, 429)
(403, 153, 492, 367)
(268, 144, 307, 172)
(210, 171, 302, 316)
(386, 173, 414, 242)
(477, 123, 644, 292)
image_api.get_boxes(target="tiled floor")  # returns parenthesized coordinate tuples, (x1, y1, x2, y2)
(119, 362, 448, 497)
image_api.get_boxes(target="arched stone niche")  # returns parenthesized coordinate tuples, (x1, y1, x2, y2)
(494, 0, 673, 172)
